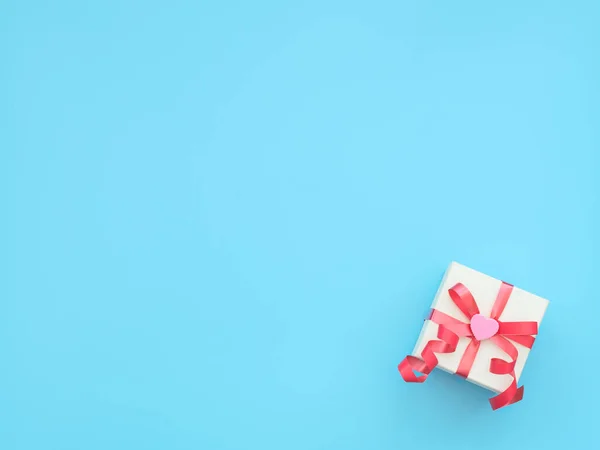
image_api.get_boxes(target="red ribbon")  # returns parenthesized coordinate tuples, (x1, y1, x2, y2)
(398, 282, 538, 410)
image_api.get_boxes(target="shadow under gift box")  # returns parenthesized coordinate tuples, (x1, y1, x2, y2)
(411, 262, 549, 394)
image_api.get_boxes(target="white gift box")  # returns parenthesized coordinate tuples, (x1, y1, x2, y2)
(411, 262, 549, 393)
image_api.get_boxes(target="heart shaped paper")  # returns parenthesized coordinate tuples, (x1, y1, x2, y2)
(470, 314, 499, 341)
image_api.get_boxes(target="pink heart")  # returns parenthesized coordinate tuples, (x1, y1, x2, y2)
(470, 314, 499, 341)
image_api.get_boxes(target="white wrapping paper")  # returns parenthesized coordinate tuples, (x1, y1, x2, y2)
(411, 262, 549, 393)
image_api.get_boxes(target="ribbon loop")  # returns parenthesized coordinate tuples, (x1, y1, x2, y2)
(428, 309, 472, 336)
(490, 282, 513, 320)
(489, 358, 516, 374)
(506, 334, 535, 349)
(448, 283, 480, 319)
(498, 321, 538, 336)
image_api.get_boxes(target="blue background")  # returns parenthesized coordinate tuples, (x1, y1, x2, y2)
(1, 1, 599, 449)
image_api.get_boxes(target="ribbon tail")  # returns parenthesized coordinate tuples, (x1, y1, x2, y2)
(398, 325, 459, 383)
(488, 335, 523, 410)
(456, 338, 480, 378)
(489, 383, 524, 411)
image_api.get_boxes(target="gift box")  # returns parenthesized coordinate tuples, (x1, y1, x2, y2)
(398, 262, 549, 410)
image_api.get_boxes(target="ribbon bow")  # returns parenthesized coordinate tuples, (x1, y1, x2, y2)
(398, 282, 538, 410)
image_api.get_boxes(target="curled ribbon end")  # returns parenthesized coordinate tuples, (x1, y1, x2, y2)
(490, 385, 524, 411)
(398, 356, 428, 383)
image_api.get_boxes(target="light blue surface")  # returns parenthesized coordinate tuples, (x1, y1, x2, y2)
(1, 1, 599, 449)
